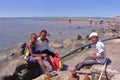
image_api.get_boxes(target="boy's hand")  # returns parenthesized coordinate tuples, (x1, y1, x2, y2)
(89, 53, 96, 58)
(54, 50, 58, 53)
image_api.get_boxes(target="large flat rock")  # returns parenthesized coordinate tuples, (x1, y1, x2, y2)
(33, 38, 120, 80)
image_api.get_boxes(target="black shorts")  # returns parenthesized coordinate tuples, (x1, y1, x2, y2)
(36, 49, 55, 57)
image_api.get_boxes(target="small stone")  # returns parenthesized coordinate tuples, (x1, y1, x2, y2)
(83, 74, 91, 80)
(0, 54, 7, 61)
(83, 34, 89, 40)
(76, 25, 83, 29)
(51, 43, 63, 48)
(63, 39, 72, 46)
(72, 40, 83, 48)
(47, 33, 50, 36)
(17, 42, 26, 49)
(9, 52, 15, 57)
(112, 39, 120, 43)
(58, 32, 62, 34)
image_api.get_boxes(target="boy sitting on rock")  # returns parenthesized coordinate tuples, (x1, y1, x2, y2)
(70, 32, 106, 72)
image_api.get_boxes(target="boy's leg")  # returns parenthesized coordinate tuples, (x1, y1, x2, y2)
(84, 56, 96, 61)
(39, 54, 48, 60)
(46, 56, 57, 70)
(34, 57, 48, 73)
(29, 56, 57, 77)
(75, 59, 98, 71)
(42, 49, 55, 57)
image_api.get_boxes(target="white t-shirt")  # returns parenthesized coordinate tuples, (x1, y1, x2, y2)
(95, 40, 106, 63)
(35, 37, 54, 52)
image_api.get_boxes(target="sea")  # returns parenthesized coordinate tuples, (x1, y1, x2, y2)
(0, 17, 111, 54)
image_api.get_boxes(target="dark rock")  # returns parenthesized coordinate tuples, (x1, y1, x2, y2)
(13, 62, 43, 80)
(83, 34, 89, 40)
(76, 35, 82, 40)
(58, 32, 62, 34)
(12, 42, 26, 55)
(88, 45, 91, 48)
(76, 26, 83, 29)
(0, 58, 43, 80)
(9, 52, 15, 57)
(8, 52, 18, 61)
(1, 75, 20, 80)
(72, 41, 83, 48)
(17, 42, 26, 49)
(91, 29, 96, 32)
(47, 33, 50, 37)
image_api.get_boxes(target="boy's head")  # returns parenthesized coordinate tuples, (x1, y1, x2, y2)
(89, 32, 98, 43)
(30, 33, 37, 43)
(39, 29, 47, 40)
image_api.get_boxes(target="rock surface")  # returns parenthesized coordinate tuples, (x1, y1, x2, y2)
(0, 57, 43, 80)
(0, 37, 120, 80)
(63, 39, 73, 46)
(0, 42, 43, 80)
(51, 43, 63, 48)
(33, 38, 120, 80)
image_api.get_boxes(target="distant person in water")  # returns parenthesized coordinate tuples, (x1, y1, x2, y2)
(27, 33, 56, 77)
(70, 32, 106, 71)
(89, 19, 92, 24)
(69, 18, 72, 24)
(35, 29, 56, 58)
(100, 19, 103, 24)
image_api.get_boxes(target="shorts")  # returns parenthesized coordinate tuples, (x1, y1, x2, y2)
(36, 49, 55, 57)
(26, 56, 36, 63)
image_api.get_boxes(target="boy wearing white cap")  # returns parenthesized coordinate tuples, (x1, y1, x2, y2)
(74, 32, 106, 71)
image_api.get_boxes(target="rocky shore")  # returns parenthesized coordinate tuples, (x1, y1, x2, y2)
(0, 21, 120, 80)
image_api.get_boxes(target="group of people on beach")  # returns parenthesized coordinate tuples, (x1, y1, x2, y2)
(25, 29, 106, 80)
(89, 19, 104, 24)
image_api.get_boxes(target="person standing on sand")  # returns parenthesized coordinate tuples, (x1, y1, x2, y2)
(89, 19, 92, 24)
(70, 32, 106, 71)
(100, 19, 103, 24)
(69, 18, 72, 24)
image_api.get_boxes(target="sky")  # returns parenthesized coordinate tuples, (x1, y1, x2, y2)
(0, 0, 120, 17)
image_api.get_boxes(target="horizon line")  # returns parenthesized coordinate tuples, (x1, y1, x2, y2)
(0, 16, 113, 18)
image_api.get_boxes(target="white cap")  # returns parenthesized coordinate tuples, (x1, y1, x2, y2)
(89, 32, 98, 39)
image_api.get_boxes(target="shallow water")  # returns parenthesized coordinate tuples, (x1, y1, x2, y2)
(0, 18, 109, 54)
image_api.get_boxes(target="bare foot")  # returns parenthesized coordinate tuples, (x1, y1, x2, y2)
(57, 69, 61, 72)
(46, 72, 58, 77)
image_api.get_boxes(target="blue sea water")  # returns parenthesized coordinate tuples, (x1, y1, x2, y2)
(0, 17, 109, 54)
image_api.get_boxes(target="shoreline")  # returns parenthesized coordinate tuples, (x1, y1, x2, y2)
(0, 31, 119, 80)
(0, 18, 120, 79)
(0, 20, 119, 63)
(0, 17, 119, 54)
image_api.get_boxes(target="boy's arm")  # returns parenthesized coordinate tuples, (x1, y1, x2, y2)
(47, 44, 55, 52)
(46, 38, 58, 53)
(28, 44, 40, 57)
(89, 52, 104, 58)
(90, 42, 105, 58)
